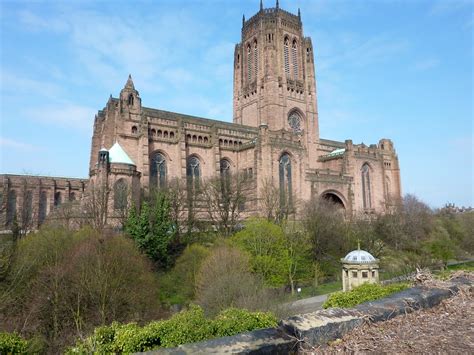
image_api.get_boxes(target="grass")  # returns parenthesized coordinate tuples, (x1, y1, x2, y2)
(435, 260, 474, 279)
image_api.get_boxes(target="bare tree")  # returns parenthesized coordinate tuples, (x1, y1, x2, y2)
(83, 185, 110, 232)
(200, 173, 246, 236)
(164, 178, 189, 239)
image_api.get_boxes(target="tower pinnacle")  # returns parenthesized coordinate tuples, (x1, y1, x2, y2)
(124, 74, 135, 90)
(276, 0, 279, 9)
(260, 0, 263, 11)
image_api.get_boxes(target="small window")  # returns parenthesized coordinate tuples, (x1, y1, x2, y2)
(158, 130, 163, 137)
(198, 136, 203, 143)
(69, 192, 76, 201)
(170, 132, 175, 139)
(131, 126, 138, 134)
(164, 131, 168, 138)
(128, 94, 134, 105)
(372, 271, 376, 278)
(150, 129, 156, 137)
(248, 168, 253, 179)
(204, 136, 208, 143)
(352, 271, 358, 278)
(362, 271, 368, 278)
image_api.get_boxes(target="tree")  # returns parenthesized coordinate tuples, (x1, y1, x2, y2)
(201, 173, 246, 236)
(231, 219, 288, 287)
(425, 223, 456, 269)
(160, 244, 210, 305)
(303, 197, 348, 266)
(195, 245, 270, 316)
(281, 222, 313, 294)
(0, 227, 162, 353)
(125, 191, 175, 268)
(83, 185, 110, 232)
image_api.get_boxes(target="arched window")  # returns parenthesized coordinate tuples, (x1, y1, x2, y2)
(186, 156, 201, 191)
(361, 164, 372, 209)
(220, 159, 231, 177)
(170, 132, 175, 139)
(292, 39, 298, 77)
(284, 37, 290, 75)
(150, 129, 156, 137)
(288, 110, 302, 133)
(114, 179, 128, 211)
(279, 153, 292, 210)
(24, 190, 33, 225)
(131, 126, 137, 134)
(164, 131, 168, 138)
(150, 152, 167, 189)
(54, 191, 62, 207)
(38, 191, 47, 225)
(6, 190, 17, 226)
(253, 40, 258, 78)
(128, 93, 134, 105)
(247, 44, 252, 82)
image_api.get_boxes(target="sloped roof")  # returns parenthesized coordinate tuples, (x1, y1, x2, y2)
(108, 142, 135, 165)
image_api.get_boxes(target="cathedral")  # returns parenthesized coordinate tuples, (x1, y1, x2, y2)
(1, 2, 401, 230)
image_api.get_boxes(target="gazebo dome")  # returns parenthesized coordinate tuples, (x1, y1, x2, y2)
(343, 249, 377, 264)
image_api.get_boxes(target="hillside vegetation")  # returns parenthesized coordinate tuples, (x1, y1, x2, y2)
(0, 188, 472, 353)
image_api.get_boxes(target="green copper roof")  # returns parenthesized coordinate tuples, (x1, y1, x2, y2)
(108, 142, 135, 166)
(327, 148, 345, 157)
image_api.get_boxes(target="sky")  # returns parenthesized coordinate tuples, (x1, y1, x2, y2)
(0, 0, 472, 208)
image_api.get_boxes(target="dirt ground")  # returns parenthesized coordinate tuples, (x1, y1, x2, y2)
(307, 272, 474, 354)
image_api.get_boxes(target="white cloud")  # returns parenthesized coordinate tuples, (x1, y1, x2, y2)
(0, 70, 63, 99)
(23, 104, 96, 132)
(0, 137, 43, 151)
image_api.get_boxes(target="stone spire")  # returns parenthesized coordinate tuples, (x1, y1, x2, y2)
(260, 0, 263, 11)
(242, 14, 245, 26)
(298, 8, 301, 19)
(124, 74, 135, 90)
(276, 0, 279, 9)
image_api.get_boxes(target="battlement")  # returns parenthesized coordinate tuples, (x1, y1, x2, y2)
(242, 6, 301, 34)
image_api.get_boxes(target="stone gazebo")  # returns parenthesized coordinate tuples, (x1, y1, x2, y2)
(341, 245, 379, 292)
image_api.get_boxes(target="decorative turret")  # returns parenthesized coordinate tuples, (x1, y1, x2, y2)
(120, 74, 141, 115)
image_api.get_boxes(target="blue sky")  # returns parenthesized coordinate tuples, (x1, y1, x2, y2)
(0, 0, 472, 208)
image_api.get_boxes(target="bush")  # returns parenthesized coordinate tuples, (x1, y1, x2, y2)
(323, 282, 409, 309)
(68, 305, 277, 353)
(212, 308, 277, 337)
(0, 332, 29, 354)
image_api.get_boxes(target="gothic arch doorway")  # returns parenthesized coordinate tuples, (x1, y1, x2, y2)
(320, 191, 345, 210)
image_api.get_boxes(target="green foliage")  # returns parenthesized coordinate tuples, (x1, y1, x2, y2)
(68, 305, 277, 353)
(1, 226, 162, 354)
(424, 223, 456, 268)
(125, 192, 176, 268)
(212, 308, 277, 337)
(323, 282, 409, 309)
(159, 244, 211, 305)
(232, 219, 288, 287)
(0, 332, 29, 354)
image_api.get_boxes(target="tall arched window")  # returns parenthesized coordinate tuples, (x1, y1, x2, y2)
(128, 93, 134, 105)
(24, 190, 33, 225)
(279, 153, 292, 210)
(292, 39, 298, 77)
(361, 163, 372, 209)
(187, 156, 201, 191)
(247, 44, 252, 82)
(150, 152, 167, 189)
(114, 179, 128, 211)
(6, 190, 17, 226)
(38, 191, 47, 225)
(284, 37, 290, 75)
(253, 40, 258, 78)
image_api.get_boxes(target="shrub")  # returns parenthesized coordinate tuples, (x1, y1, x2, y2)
(323, 282, 409, 309)
(212, 308, 277, 337)
(0, 332, 29, 354)
(68, 305, 277, 353)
